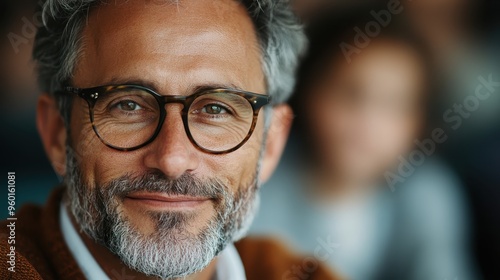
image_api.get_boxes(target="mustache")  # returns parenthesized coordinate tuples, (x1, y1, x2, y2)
(98, 171, 228, 201)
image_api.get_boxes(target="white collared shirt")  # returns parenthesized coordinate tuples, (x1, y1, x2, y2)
(60, 204, 246, 280)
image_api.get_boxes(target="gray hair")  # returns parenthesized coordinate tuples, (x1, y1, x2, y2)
(33, 0, 307, 122)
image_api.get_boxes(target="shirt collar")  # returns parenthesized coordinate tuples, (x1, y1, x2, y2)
(60, 202, 109, 279)
(215, 240, 247, 280)
(60, 203, 246, 280)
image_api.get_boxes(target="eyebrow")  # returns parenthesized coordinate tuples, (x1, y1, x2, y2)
(104, 77, 245, 95)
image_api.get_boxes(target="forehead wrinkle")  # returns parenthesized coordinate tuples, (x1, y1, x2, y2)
(75, 0, 264, 93)
(85, 0, 260, 60)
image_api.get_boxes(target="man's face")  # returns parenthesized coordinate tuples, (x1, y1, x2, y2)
(64, 0, 267, 277)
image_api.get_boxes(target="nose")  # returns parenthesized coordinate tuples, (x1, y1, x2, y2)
(143, 105, 200, 179)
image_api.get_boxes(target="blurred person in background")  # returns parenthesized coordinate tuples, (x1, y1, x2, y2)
(250, 7, 479, 280)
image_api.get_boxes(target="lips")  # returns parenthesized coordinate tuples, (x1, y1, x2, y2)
(123, 192, 212, 209)
(126, 192, 211, 203)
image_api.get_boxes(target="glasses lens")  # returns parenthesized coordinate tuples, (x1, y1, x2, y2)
(188, 91, 254, 152)
(92, 87, 160, 149)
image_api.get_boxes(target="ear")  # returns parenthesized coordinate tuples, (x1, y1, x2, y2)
(37, 94, 67, 176)
(259, 104, 293, 183)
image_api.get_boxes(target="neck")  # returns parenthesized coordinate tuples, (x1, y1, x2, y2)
(66, 206, 217, 280)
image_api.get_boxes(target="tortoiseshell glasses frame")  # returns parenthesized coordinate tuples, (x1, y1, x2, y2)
(58, 84, 271, 155)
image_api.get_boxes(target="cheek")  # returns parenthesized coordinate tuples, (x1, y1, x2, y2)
(69, 104, 142, 185)
(312, 106, 351, 151)
(377, 119, 420, 162)
(205, 114, 264, 191)
(69, 101, 101, 173)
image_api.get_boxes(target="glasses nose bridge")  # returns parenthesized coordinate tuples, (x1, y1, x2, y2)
(159, 95, 190, 111)
(155, 95, 193, 150)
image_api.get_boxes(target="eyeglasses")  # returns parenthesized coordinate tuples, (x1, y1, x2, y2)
(60, 84, 271, 154)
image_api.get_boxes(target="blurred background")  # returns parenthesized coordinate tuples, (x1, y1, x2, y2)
(0, 0, 59, 217)
(1, 0, 499, 279)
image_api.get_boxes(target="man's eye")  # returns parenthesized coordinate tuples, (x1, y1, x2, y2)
(201, 104, 228, 115)
(116, 100, 143, 111)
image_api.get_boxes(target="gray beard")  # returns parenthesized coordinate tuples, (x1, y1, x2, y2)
(63, 145, 260, 279)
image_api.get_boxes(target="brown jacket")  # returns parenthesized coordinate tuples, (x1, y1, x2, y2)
(0, 187, 339, 280)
